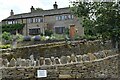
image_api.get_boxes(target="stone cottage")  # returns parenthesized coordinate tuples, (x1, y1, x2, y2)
(2, 2, 84, 36)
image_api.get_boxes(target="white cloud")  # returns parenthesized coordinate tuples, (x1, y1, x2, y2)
(0, 0, 75, 21)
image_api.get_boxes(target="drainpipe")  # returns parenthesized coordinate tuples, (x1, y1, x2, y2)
(43, 15, 45, 36)
(26, 18, 28, 36)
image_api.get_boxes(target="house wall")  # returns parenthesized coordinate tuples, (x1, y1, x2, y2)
(24, 14, 84, 36)
(2, 13, 84, 36)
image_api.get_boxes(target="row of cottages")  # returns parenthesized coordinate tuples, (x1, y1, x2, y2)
(2, 2, 84, 36)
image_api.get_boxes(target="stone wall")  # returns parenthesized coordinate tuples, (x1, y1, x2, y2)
(0, 49, 119, 80)
(1, 40, 112, 60)
(17, 40, 65, 47)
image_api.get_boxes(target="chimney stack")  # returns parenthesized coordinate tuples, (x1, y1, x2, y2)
(53, 2, 58, 9)
(10, 10, 14, 16)
(30, 6, 35, 12)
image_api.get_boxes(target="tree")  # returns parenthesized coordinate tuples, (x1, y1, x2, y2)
(71, 1, 120, 51)
(36, 8, 43, 11)
(2, 23, 25, 34)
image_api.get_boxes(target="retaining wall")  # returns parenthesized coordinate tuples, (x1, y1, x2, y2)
(1, 40, 112, 60)
(1, 50, 119, 80)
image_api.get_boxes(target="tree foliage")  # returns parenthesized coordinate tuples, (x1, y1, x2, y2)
(2, 23, 25, 32)
(2, 32, 12, 41)
(71, 1, 120, 49)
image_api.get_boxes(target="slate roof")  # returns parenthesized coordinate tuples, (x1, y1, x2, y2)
(2, 7, 71, 21)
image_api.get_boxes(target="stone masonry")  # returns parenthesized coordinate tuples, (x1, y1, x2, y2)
(0, 49, 119, 79)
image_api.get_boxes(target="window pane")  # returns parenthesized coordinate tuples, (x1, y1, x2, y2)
(40, 18, 43, 22)
(8, 21, 12, 24)
(33, 18, 35, 23)
(68, 15, 71, 19)
(71, 15, 74, 19)
(55, 27, 65, 34)
(64, 15, 67, 20)
(56, 16, 59, 20)
(62, 16, 64, 20)
(29, 28, 41, 35)
(35, 18, 38, 22)
(30, 19, 33, 23)
(59, 16, 62, 20)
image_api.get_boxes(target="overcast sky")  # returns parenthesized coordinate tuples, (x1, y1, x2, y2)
(0, 0, 75, 22)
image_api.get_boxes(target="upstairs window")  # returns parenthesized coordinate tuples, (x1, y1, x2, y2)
(59, 16, 62, 21)
(64, 15, 68, 20)
(56, 16, 59, 20)
(62, 15, 64, 20)
(28, 18, 43, 23)
(56, 15, 64, 21)
(33, 18, 35, 23)
(38, 18, 43, 22)
(56, 15, 74, 21)
(28, 18, 33, 23)
(12, 20, 18, 24)
(8, 21, 12, 24)
(71, 15, 74, 19)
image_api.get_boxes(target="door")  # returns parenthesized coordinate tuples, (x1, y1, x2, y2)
(69, 25, 75, 40)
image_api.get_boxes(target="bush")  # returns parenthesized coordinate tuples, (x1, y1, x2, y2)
(0, 44, 11, 49)
(50, 35, 56, 40)
(16, 34, 24, 42)
(74, 34, 80, 40)
(45, 29, 53, 36)
(23, 36, 31, 41)
(2, 32, 12, 41)
(41, 36, 45, 41)
(83, 35, 97, 40)
(34, 35, 41, 41)
(52, 34, 65, 40)
(41, 36, 49, 41)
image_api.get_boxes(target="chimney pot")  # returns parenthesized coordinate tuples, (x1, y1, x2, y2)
(30, 6, 35, 12)
(53, 1, 58, 9)
(10, 9, 14, 16)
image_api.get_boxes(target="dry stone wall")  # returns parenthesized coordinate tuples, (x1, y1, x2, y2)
(1, 40, 112, 60)
(0, 49, 119, 79)
(1, 40, 118, 80)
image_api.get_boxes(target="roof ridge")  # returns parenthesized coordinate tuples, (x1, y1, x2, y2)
(2, 7, 70, 21)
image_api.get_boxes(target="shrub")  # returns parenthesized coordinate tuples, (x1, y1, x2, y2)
(74, 34, 80, 40)
(16, 34, 24, 42)
(45, 29, 53, 36)
(41, 36, 50, 41)
(34, 36, 41, 41)
(23, 36, 31, 41)
(64, 28, 69, 35)
(51, 34, 65, 40)
(0, 44, 11, 49)
(2, 23, 24, 32)
(41, 36, 46, 41)
(83, 35, 97, 41)
(50, 35, 56, 40)
(2, 32, 12, 41)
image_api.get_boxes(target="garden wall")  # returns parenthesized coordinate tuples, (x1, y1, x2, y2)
(0, 50, 119, 80)
(2, 40, 112, 60)
(1, 40, 119, 80)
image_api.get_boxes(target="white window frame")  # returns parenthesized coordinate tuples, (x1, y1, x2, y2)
(54, 26, 65, 34)
(8, 21, 12, 24)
